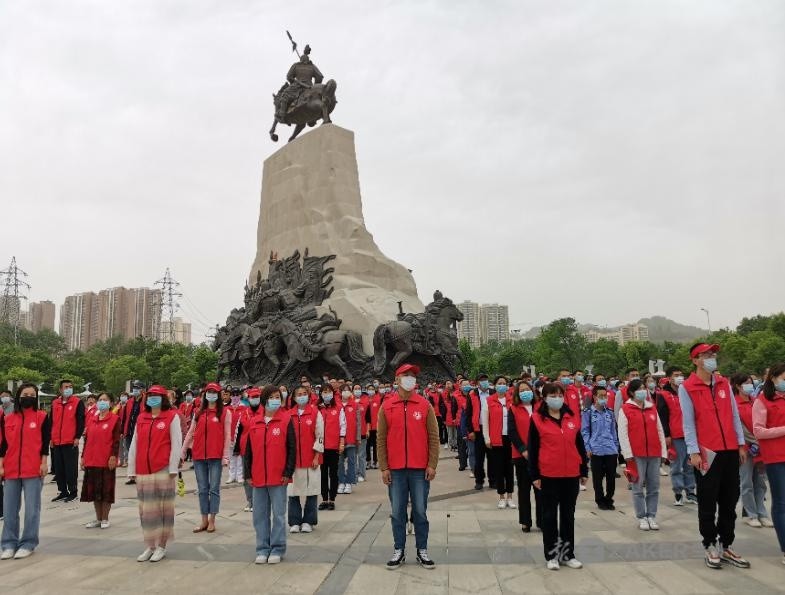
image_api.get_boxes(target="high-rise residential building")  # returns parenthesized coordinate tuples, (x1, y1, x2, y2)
(583, 323, 649, 346)
(28, 301, 56, 333)
(456, 301, 510, 347)
(160, 317, 192, 345)
(59, 287, 163, 350)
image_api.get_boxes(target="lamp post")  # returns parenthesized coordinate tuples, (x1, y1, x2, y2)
(700, 308, 711, 333)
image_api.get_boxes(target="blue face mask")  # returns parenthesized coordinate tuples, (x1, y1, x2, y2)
(146, 396, 162, 408)
(249, 397, 261, 407)
(296, 395, 309, 406)
(634, 389, 647, 401)
(647, 382, 656, 391)
(575, 375, 584, 383)
(597, 380, 607, 388)
(519, 390, 534, 403)
(322, 394, 333, 404)
(461, 385, 471, 394)
(495, 384, 508, 394)
(62, 388, 73, 398)
(702, 357, 718, 373)
(479, 380, 490, 390)
(741, 383, 754, 396)
(266, 399, 281, 412)
(775, 380, 785, 393)
(561, 377, 573, 386)
(597, 398, 608, 408)
(206, 392, 219, 403)
(185, 395, 193, 403)
(353, 389, 362, 398)
(97, 401, 111, 412)
(546, 396, 564, 410)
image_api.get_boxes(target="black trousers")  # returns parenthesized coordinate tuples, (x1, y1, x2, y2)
(321, 449, 340, 501)
(366, 430, 377, 464)
(52, 444, 79, 496)
(513, 458, 542, 528)
(490, 438, 514, 495)
(457, 433, 468, 470)
(474, 427, 494, 486)
(695, 449, 740, 548)
(540, 476, 579, 561)
(437, 417, 448, 444)
(590, 454, 617, 505)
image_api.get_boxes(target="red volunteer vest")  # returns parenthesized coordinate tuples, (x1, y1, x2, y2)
(249, 411, 292, 487)
(51, 395, 81, 445)
(510, 403, 532, 460)
(191, 407, 227, 460)
(487, 395, 510, 447)
(757, 395, 785, 465)
(382, 393, 431, 470)
(531, 410, 582, 478)
(470, 391, 481, 431)
(358, 395, 370, 436)
(134, 409, 176, 475)
(238, 406, 261, 455)
(343, 399, 358, 446)
(228, 405, 244, 436)
(622, 402, 662, 457)
(370, 394, 382, 430)
(292, 405, 320, 469)
(564, 385, 584, 424)
(83, 412, 119, 467)
(735, 396, 753, 434)
(2, 410, 48, 479)
(658, 389, 684, 439)
(322, 404, 342, 450)
(444, 390, 456, 425)
(682, 373, 739, 452)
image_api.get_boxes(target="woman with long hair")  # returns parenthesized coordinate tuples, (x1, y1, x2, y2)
(509, 379, 542, 531)
(80, 392, 121, 529)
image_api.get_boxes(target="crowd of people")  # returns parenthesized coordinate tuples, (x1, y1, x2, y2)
(0, 341, 784, 573)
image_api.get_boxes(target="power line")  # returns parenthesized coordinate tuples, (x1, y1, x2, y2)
(154, 268, 182, 344)
(0, 256, 31, 345)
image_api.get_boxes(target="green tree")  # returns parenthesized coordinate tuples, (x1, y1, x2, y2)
(103, 355, 152, 395)
(534, 318, 587, 375)
(193, 345, 219, 381)
(587, 339, 626, 376)
(2, 365, 45, 386)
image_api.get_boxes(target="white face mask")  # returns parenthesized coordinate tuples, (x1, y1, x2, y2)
(400, 376, 417, 392)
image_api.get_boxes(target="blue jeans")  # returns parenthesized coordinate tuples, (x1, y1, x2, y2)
(193, 459, 222, 515)
(339, 445, 356, 484)
(632, 457, 660, 519)
(252, 486, 287, 557)
(766, 462, 785, 552)
(740, 456, 768, 519)
(357, 438, 367, 478)
(670, 438, 695, 496)
(244, 480, 253, 507)
(389, 468, 430, 550)
(467, 439, 476, 470)
(288, 495, 318, 526)
(1, 477, 43, 551)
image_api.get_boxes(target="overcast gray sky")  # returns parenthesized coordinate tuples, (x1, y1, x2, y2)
(2, 0, 784, 343)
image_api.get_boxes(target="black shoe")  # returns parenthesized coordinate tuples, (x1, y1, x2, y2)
(521, 525, 531, 533)
(606, 503, 616, 510)
(458, 467, 467, 471)
(489, 482, 497, 490)
(416, 549, 435, 569)
(318, 502, 328, 511)
(328, 502, 335, 510)
(64, 493, 78, 503)
(125, 479, 136, 485)
(597, 502, 608, 510)
(474, 484, 484, 491)
(51, 493, 67, 502)
(386, 549, 405, 569)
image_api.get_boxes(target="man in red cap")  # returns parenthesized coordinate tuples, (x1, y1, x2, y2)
(377, 363, 440, 570)
(679, 342, 749, 570)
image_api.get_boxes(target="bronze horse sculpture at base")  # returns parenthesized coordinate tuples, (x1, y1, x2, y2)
(269, 79, 337, 143)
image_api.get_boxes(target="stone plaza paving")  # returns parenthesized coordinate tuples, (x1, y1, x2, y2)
(2, 450, 784, 594)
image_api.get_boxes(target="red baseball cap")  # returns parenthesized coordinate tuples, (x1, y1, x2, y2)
(690, 343, 720, 358)
(246, 387, 261, 398)
(146, 384, 168, 397)
(395, 363, 421, 377)
(204, 382, 222, 393)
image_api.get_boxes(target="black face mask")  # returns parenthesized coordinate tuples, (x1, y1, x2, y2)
(21, 397, 37, 409)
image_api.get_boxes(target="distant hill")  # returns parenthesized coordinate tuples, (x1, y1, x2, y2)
(522, 316, 707, 344)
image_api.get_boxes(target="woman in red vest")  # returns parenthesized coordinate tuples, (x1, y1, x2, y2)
(226, 391, 246, 484)
(179, 390, 196, 462)
(618, 379, 667, 531)
(752, 362, 785, 563)
(288, 385, 324, 533)
(0, 383, 50, 560)
(337, 384, 359, 494)
(127, 385, 183, 563)
(367, 384, 382, 470)
(235, 386, 263, 512)
(245, 385, 296, 564)
(528, 382, 588, 570)
(318, 386, 345, 510)
(482, 375, 515, 509)
(80, 392, 121, 529)
(117, 392, 131, 467)
(181, 381, 231, 534)
(509, 380, 541, 532)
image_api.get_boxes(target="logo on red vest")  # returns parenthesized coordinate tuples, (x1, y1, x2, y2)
(718, 390, 727, 399)
(212, 417, 219, 422)
(29, 422, 37, 429)
(648, 414, 656, 421)
(413, 411, 422, 421)
(67, 406, 72, 411)
(156, 422, 166, 430)
(331, 410, 337, 416)
(102, 423, 109, 430)
(272, 427, 281, 436)
(566, 421, 575, 430)
(305, 419, 313, 426)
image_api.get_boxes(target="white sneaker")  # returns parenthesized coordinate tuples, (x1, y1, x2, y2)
(344, 484, 352, 494)
(290, 525, 300, 533)
(300, 523, 313, 533)
(13, 548, 33, 560)
(659, 466, 669, 477)
(1, 549, 15, 560)
(358, 476, 365, 482)
(85, 520, 101, 528)
(149, 547, 166, 562)
(469, 472, 475, 478)
(497, 500, 506, 509)
(546, 558, 560, 570)
(507, 499, 517, 509)
(444, 444, 450, 449)
(100, 521, 110, 529)
(563, 557, 583, 569)
(267, 554, 281, 564)
(225, 478, 235, 484)
(137, 548, 154, 562)
(647, 517, 659, 531)
(638, 519, 650, 531)
(337, 484, 346, 494)
(761, 517, 774, 528)
(255, 555, 268, 564)
(746, 518, 763, 528)
(243, 505, 253, 512)
(579, 484, 587, 491)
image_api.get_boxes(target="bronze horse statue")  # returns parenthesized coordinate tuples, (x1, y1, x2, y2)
(269, 79, 337, 143)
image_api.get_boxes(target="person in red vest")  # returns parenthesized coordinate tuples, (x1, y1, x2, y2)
(679, 343, 749, 570)
(465, 373, 495, 491)
(0, 383, 50, 560)
(508, 380, 542, 532)
(80, 392, 121, 529)
(123, 380, 146, 484)
(455, 380, 470, 472)
(318, 385, 345, 510)
(366, 383, 382, 470)
(442, 381, 458, 451)
(235, 386, 263, 512)
(49, 379, 86, 503)
(569, 370, 593, 413)
(377, 363, 440, 570)
(287, 385, 324, 533)
(337, 384, 360, 494)
(181, 381, 231, 534)
(117, 392, 131, 467)
(127, 385, 183, 563)
(752, 362, 785, 564)
(354, 384, 370, 483)
(482, 375, 515, 509)
(617, 379, 667, 531)
(732, 372, 771, 527)
(528, 382, 588, 571)
(226, 390, 246, 484)
(656, 367, 697, 505)
(179, 390, 196, 463)
(245, 385, 295, 564)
